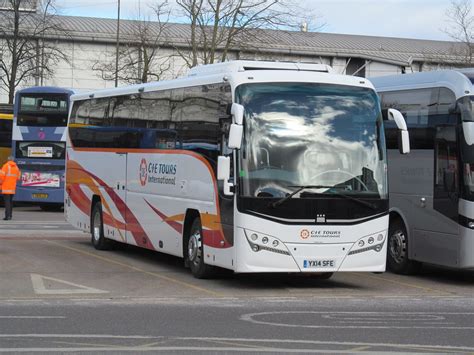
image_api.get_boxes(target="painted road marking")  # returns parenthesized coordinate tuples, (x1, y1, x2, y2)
(31, 274, 109, 295)
(354, 272, 453, 296)
(240, 311, 474, 330)
(0, 335, 472, 353)
(0, 316, 65, 319)
(45, 240, 225, 297)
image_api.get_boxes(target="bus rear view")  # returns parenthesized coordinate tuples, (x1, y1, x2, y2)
(13, 87, 73, 210)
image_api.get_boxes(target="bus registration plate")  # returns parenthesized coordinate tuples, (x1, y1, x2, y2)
(32, 193, 49, 199)
(303, 259, 335, 268)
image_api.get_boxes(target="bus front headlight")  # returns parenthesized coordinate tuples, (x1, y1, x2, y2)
(348, 232, 386, 255)
(244, 230, 290, 255)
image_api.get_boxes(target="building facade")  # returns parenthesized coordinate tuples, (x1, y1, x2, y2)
(0, 14, 470, 103)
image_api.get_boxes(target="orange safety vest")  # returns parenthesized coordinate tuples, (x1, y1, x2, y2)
(0, 161, 21, 195)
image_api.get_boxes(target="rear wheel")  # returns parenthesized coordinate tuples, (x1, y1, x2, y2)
(91, 202, 111, 250)
(387, 219, 421, 274)
(186, 218, 215, 279)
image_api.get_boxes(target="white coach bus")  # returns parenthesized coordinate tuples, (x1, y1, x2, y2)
(372, 70, 474, 274)
(65, 61, 409, 278)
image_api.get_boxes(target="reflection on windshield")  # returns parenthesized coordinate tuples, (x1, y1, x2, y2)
(236, 83, 387, 199)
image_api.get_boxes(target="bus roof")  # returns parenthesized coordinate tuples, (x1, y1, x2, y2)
(187, 60, 333, 77)
(16, 86, 76, 95)
(71, 60, 372, 102)
(370, 70, 474, 99)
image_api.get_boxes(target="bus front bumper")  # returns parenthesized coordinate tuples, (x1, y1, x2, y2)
(233, 227, 387, 273)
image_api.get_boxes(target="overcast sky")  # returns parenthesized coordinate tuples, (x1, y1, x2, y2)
(56, 0, 456, 42)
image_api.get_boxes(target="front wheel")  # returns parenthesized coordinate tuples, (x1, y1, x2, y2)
(387, 219, 421, 274)
(91, 202, 111, 250)
(187, 218, 215, 279)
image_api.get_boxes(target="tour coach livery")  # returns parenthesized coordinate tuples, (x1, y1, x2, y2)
(65, 60, 410, 279)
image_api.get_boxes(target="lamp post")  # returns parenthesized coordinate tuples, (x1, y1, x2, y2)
(115, 0, 121, 87)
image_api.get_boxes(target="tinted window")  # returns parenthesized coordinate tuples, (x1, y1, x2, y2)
(18, 94, 69, 127)
(381, 88, 456, 149)
(69, 127, 142, 149)
(178, 84, 231, 163)
(68, 83, 232, 153)
(434, 125, 459, 221)
(70, 100, 90, 125)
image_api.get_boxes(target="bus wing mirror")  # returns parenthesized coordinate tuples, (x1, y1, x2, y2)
(231, 103, 244, 125)
(462, 121, 474, 145)
(398, 130, 410, 155)
(388, 108, 407, 130)
(217, 156, 234, 196)
(388, 108, 410, 154)
(228, 123, 243, 149)
(217, 156, 230, 181)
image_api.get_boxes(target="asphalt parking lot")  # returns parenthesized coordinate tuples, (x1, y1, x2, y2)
(0, 207, 473, 353)
(1, 207, 472, 301)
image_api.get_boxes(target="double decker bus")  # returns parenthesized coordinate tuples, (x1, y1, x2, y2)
(13, 87, 74, 210)
(65, 61, 409, 278)
(0, 104, 13, 167)
(372, 70, 474, 273)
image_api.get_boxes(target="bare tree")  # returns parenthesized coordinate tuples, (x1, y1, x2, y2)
(175, 0, 321, 68)
(0, 0, 69, 103)
(92, 1, 172, 85)
(444, 0, 474, 65)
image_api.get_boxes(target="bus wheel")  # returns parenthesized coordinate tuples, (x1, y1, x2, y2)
(187, 218, 214, 279)
(91, 202, 110, 250)
(387, 219, 421, 274)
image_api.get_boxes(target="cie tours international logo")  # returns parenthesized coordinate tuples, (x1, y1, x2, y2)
(300, 229, 310, 240)
(139, 158, 147, 186)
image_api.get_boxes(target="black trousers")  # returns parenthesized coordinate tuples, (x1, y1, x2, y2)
(3, 194, 13, 219)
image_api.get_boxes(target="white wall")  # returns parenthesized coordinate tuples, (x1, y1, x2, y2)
(0, 38, 426, 103)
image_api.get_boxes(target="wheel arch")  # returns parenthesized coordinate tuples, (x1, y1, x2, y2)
(389, 207, 410, 240)
(389, 207, 416, 259)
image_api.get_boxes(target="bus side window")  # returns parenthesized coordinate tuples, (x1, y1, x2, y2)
(434, 125, 459, 220)
(381, 87, 456, 150)
(70, 100, 90, 125)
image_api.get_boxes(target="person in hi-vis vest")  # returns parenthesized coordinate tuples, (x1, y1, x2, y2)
(0, 156, 21, 220)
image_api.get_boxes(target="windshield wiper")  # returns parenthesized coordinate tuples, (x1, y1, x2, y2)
(270, 185, 378, 210)
(270, 185, 332, 208)
(326, 188, 377, 210)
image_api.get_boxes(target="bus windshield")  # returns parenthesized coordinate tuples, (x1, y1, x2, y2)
(236, 83, 387, 199)
(18, 94, 69, 127)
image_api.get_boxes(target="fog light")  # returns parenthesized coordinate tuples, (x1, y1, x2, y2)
(368, 237, 374, 244)
(262, 237, 269, 244)
(272, 240, 279, 247)
(358, 240, 365, 247)
(377, 234, 383, 241)
(469, 222, 474, 229)
(251, 233, 258, 241)
(252, 245, 259, 252)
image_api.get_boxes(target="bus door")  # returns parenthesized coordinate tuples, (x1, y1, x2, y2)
(414, 125, 460, 267)
(99, 151, 128, 243)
